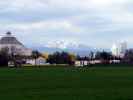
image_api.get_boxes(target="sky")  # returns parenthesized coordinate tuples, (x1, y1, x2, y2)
(0, 0, 133, 49)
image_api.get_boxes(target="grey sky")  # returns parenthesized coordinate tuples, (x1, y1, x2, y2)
(0, 0, 133, 48)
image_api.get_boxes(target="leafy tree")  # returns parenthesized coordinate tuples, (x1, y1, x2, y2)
(47, 51, 75, 65)
(0, 48, 9, 66)
(95, 51, 101, 60)
(9, 46, 24, 67)
(31, 50, 41, 65)
(124, 49, 133, 63)
(76, 55, 81, 60)
(69, 53, 76, 65)
(0, 46, 28, 67)
(89, 51, 94, 60)
(95, 51, 112, 60)
(41, 53, 49, 59)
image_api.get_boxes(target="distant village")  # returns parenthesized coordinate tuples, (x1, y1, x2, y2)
(0, 32, 132, 67)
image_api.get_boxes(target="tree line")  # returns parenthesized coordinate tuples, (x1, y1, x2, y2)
(1, 47, 133, 67)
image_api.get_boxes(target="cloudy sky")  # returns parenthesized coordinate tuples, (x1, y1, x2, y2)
(0, 0, 133, 48)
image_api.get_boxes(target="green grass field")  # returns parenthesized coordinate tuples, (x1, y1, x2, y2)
(0, 66, 133, 100)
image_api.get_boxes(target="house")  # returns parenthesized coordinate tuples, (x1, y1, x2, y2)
(26, 57, 46, 65)
(89, 60, 102, 64)
(75, 60, 89, 67)
(36, 57, 46, 65)
(110, 60, 120, 64)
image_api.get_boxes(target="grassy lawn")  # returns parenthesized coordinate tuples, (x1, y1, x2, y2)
(0, 66, 133, 100)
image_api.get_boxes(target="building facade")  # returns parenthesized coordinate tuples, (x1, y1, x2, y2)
(111, 41, 127, 58)
(0, 32, 32, 56)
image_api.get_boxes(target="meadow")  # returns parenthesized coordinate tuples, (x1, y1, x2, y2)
(0, 65, 133, 100)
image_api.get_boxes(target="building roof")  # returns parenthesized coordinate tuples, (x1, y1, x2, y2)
(0, 32, 24, 46)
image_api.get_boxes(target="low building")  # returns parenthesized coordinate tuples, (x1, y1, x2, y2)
(36, 57, 46, 65)
(89, 60, 102, 64)
(110, 60, 121, 64)
(75, 60, 89, 67)
(26, 57, 46, 65)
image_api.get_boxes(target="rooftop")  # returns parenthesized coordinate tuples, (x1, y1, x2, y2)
(0, 32, 23, 45)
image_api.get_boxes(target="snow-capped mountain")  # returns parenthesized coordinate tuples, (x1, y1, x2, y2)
(30, 40, 98, 56)
(45, 40, 79, 49)
(45, 40, 94, 50)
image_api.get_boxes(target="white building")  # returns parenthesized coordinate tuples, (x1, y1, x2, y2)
(75, 60, 89, 67)
(26, 57, 46, 65)
(111, 41, 127, 58)
(111, 44, 119, 56)
(0, 32, 32, 56)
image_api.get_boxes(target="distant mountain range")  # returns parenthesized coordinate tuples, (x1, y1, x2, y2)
(29, 41, 109, 56)
(31, 46, 94, 57)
